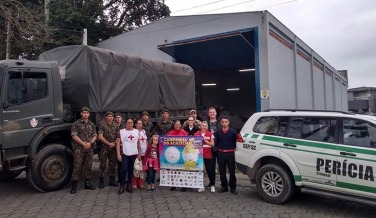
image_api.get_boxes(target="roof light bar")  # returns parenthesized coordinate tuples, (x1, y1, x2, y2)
(202, 83, 216, 86)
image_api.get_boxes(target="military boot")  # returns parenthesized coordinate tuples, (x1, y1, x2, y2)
(109, 176, 119, 187)
(84, 179, 96, 190)
(70, 181, 77, 194)
(99, 177, 104, 189)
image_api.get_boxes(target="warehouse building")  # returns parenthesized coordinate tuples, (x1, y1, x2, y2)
(97, 11, 348, 128)
(348, 87, 376, 114)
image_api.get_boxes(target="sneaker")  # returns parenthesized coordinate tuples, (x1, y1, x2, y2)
(152, 188, 156, 192)
(170, 187, 176, 191)
(181, 188, 187, 192)
(147, 189, 152, 192)
(197, 188, 205, 193)
(211, 186, 215, 193)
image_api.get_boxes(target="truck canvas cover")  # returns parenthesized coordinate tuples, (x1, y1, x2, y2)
(39, 45, 195, 112)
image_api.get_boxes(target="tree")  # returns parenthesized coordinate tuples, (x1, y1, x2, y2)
(105, 0, 170, 31)
(45, 0, 123, 50)
(0, 0, 50, 59)
(1, 0, 170, 60)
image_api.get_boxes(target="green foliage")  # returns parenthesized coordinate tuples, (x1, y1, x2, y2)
(0, 0, 170, 60)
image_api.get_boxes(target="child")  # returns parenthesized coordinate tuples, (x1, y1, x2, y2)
(143, 135, 159, 192)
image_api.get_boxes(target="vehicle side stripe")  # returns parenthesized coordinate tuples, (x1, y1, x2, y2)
(243, 133, 249, 137)
(262, 136, 376, 156)
(251, 134, 259, 139)
(294, 175, 302, 182)
(337, 182, 376, 194)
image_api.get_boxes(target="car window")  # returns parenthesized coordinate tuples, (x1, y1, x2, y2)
(253, 116, 289, 136)
(287, 117, 337, 143)
(343, 118, 376, 148)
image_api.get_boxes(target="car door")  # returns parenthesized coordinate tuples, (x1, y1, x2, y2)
(281, 116, 339, 187)
(336, 117, 376, 199)
(1, 68, 54, 150)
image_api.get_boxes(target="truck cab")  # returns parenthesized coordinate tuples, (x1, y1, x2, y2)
(0, 60, 73, 192)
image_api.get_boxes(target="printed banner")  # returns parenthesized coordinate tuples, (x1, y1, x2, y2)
(159, 136, 204, 171)
(159, 169, 204, 188)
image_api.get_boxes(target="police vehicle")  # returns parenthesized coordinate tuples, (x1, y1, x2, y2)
(235, 109, 376, 205)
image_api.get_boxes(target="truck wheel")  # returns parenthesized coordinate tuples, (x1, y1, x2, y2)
(27, 144, 73, 192)
(0, 170, 22, 182)
(255, 164, 296, 204)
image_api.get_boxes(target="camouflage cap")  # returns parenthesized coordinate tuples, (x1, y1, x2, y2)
(115, 112, 123, 117)
(141, 111, 149, 116)
(106, 111, 114, 116)
(189, 109, 197, 114)
(81, 107, 91, 112)
(162, 109, 170, 114)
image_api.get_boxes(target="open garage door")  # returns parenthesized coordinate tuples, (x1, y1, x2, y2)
(158, 29, 259, 131)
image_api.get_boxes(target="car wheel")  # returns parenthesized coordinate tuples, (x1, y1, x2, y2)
(256, 164, 296, 204)
(27, 144, 73, 192)
(0, 170, 22, 182)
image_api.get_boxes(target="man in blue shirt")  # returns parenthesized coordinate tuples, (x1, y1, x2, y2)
(214, 116, 238, 194)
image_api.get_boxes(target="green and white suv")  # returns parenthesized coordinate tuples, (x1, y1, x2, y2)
(235, 110, 376, 204)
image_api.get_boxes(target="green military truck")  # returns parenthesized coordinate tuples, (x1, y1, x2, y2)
(0, 45, 195, 192)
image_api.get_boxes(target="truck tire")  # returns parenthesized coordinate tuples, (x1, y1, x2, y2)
(255, 164, 296, 204)
(27, 144, 73, 192)
(0, 170, 22, 182)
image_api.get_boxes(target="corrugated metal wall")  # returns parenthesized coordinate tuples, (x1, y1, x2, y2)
(265, 13, 348, 111)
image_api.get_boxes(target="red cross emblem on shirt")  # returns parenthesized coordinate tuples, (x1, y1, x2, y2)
(140, 136, 145, 142)
(128, 135, 134, 140)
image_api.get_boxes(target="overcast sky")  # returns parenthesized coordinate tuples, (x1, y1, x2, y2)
(164, 0, 376, 88)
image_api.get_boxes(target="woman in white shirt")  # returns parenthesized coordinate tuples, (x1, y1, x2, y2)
(117, 118, 141, 194)
(131, 119, 148, 190)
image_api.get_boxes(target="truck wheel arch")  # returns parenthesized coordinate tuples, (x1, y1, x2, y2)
(248, 150, 302, 185)
(28, 123, 72, 158)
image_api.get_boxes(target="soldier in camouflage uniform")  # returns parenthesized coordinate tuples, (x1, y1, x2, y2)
(115, 113, 124, 130)
(114, 113, 124, 182)
(141, 111, 154, 139)
(98, 111, 119, 188)
(154, 109, 174, 136)
(70, 107, 97, 194)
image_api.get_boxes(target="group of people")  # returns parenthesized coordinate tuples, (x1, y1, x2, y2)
(70, 107, 238, 195)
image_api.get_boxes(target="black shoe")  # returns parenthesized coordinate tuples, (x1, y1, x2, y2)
(170, 187, 176, 191)
(109, 176, 119, 187)
(99, 177, 104, 189)
(118, 185, 124, 195)
(230, 189, 238, 195)
(181, 188, 187, 192)
(70, 181, 77, 194)
(126, 184, 133, 193)
(218, 188, 229, 193)
(84, 179, 96, 190)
